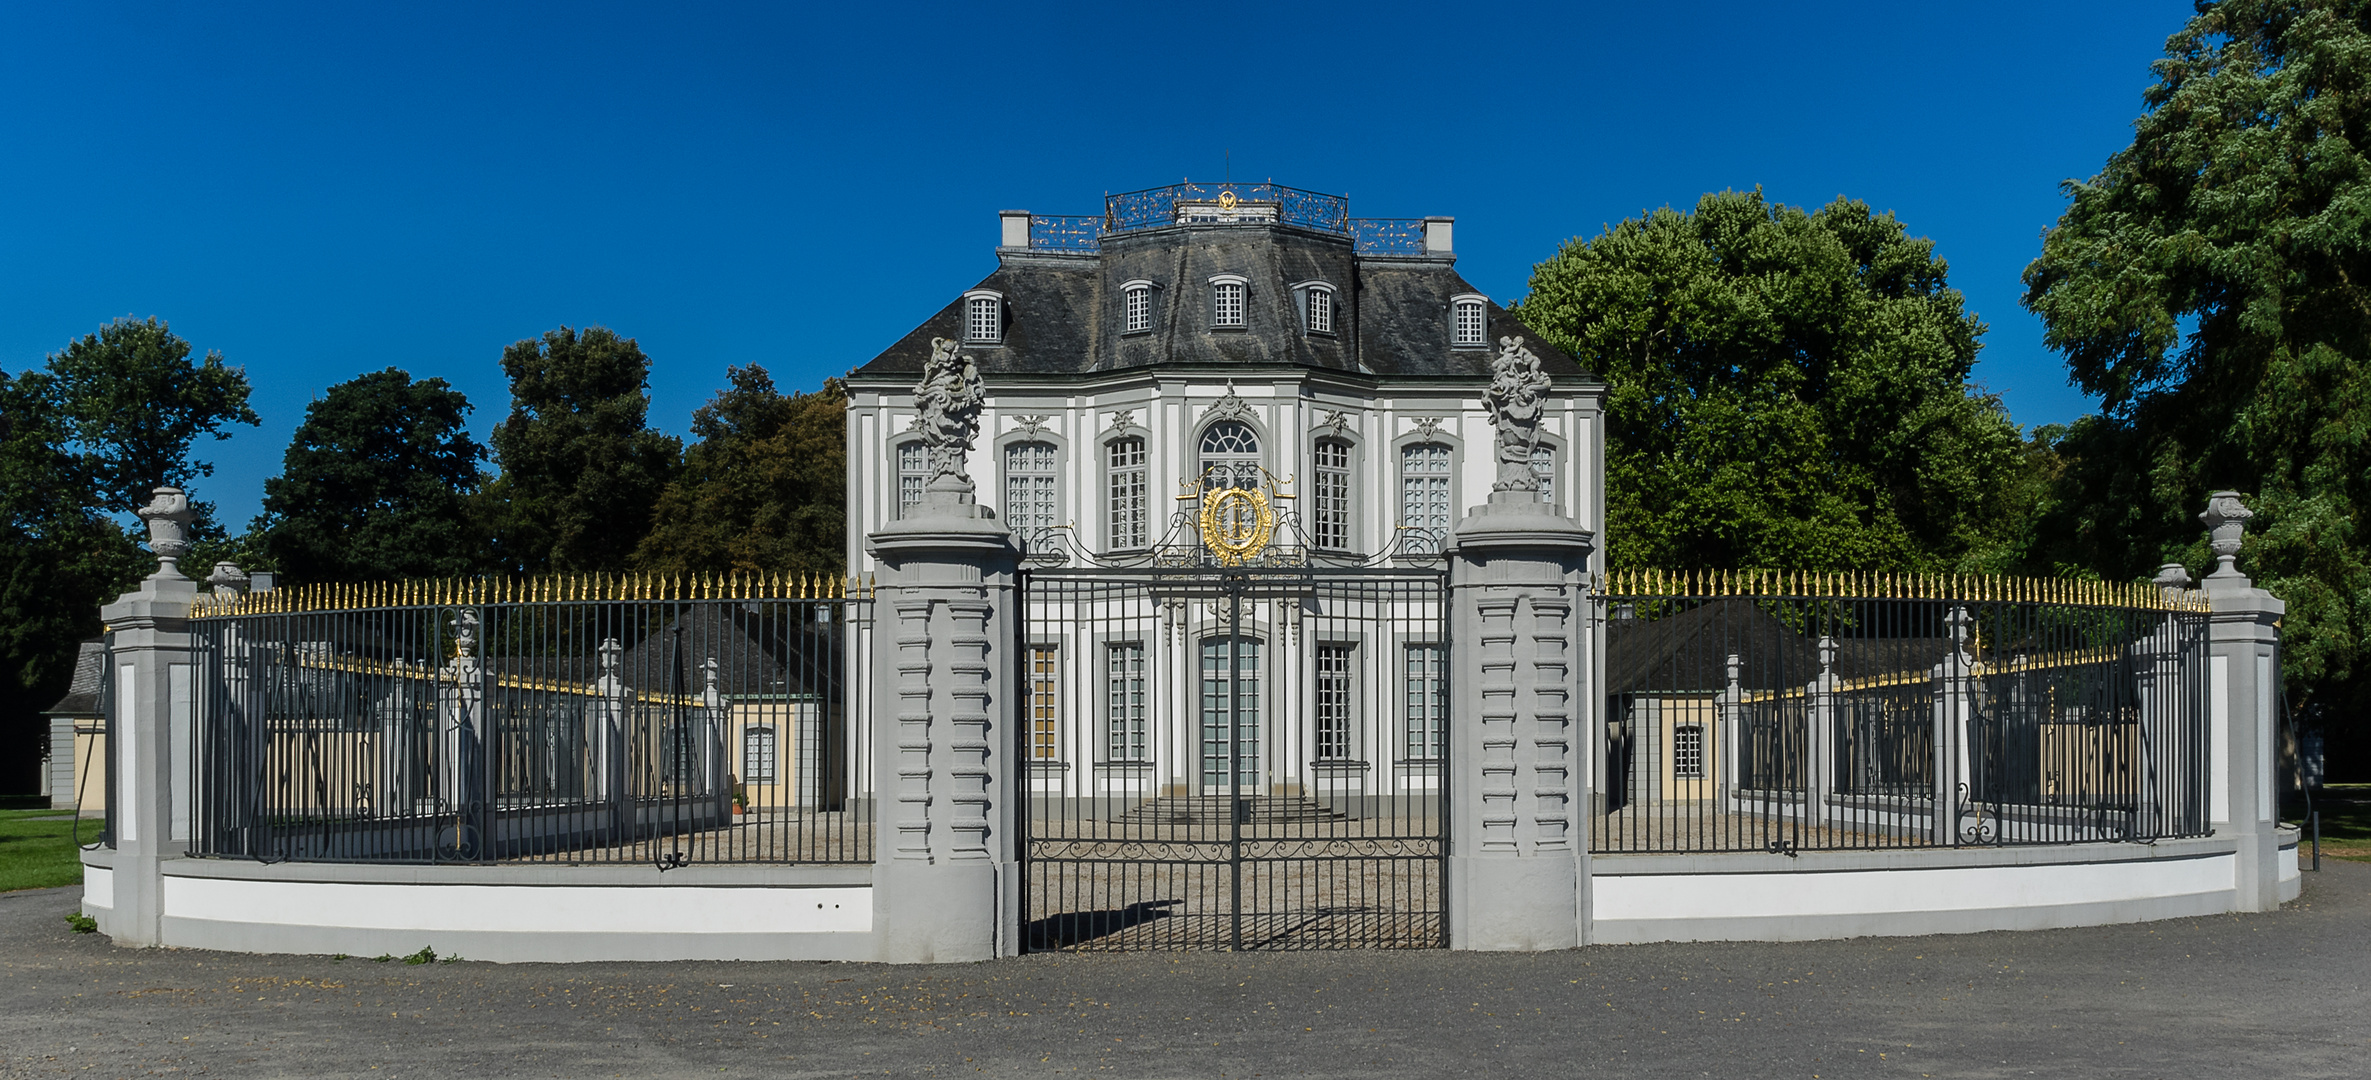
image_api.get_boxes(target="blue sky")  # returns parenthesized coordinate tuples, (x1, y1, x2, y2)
(1, 1, 2194, 526)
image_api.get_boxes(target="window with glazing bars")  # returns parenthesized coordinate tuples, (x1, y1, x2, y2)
(896, 441, 928, 518)
(1106, 642, 1147, 761)
(1124, 285, 1152, 333)
(1453, 299, 1485, 345)
(1314, 439, 1351, 550)
(1212, 282, 1245, 327)
(1316, 644, 1352, 759)
(967, 296, 1001, 342)
(1306, 287, 1332, 334)
(1674, 723, 1705, 779)
(1399, 442, 1452, 554)
(1530, 443, 1556, 505)
(1107, 437, 1148, 549)
(1200, 420, 1261, 490)
(743, 725, 777, 784)
(1005, 441, 1058, 530)
(1030, 645, 1059, 760)
(1404, 643, 1446, 760)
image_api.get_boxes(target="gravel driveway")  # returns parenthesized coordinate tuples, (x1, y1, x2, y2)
(2, 863, 2363, 1078)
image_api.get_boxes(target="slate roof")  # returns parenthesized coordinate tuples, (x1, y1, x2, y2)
(42, 640, 107, 717)
(1607, 600, 1954, 694)
(851, 221, 1591, 382)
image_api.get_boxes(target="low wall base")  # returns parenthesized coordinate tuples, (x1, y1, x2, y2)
(82, 852, 876, 963)
(1592, 836, 2248, 944)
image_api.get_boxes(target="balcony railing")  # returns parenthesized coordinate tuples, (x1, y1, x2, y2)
(1018, 183, 1432, 255)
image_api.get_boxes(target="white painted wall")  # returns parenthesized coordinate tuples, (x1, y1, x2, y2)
(160, 877, 871, 936)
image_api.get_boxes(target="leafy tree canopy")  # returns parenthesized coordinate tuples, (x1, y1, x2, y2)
(2022, 0, 2371, 716)
(1513, 190, 2028, 572)
(634, 368, 846, 578)
(44, 316, 258, 518)
(485, 326, 680, 574)
(258, 368, 488, 584)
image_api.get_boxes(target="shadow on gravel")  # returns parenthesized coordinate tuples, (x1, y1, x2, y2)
(1025, 898, 1181, 948)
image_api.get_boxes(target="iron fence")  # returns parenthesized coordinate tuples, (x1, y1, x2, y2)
(185, 574, 871, 866)
(1597, 571, 2212, 853)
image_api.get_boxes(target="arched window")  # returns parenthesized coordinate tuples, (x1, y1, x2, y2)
(1399, 442, 1452, 554)
(1209, 275, 1248, 329)
(1313, 438, 1353, 551)
(1106, 437, 1149, 549)
(895, 441, 928, 519)
(965, 290, 1004, 343)
(1005, 441, 1058, 531)
(1123, 282, 1155, 334)
(1199, 420, 1261, 490)
(1451, 295, 1487, 347)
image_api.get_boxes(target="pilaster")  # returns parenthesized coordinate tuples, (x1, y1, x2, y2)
(1443, 493, 1595, 950)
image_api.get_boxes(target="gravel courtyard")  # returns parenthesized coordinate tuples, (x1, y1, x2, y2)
(1, 863, 2363, 1079)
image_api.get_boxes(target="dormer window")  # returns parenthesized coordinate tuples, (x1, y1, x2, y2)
(1451, 294, 1487, 347)
(1121, 280, 1156, 335)
(1209, 274, 1247, 329)
(1292, 281, 1336, 335)
(965, 289, 1005, 344)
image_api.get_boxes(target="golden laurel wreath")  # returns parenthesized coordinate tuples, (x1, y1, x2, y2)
(1198, 484, 1275, 565)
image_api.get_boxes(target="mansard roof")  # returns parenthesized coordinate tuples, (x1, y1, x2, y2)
(850, 185, 1592, 384)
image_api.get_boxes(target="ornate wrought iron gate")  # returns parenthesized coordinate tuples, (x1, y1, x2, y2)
(1018, 564, 1448, 950)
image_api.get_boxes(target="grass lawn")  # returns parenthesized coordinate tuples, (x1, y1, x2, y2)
(0, 809, 92, 892)
(2290, 783, 2371, 863)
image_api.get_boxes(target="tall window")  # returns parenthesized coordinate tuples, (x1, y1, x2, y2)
(1315, 644, 1352, 760)
(1107, 437, 1148, 549)
(1124, 284, 1153, 334)
(742, 726, 778, 784)
(1674, 724, 1705, 780)
(1199, 420, 1261, 490)
(1530, 444, 1556, 505)
(896, 441, 928, 518)
(1399, 442, 1452, 554)
(1452, 298, 1486, 346)
(1199, 636, 1261, 788)
(1212, 281, 1246, 328)
(1106, 642, 1147, 761)
(967, 294, 1002, 343)
(1404, 643, 1446, 760)
(1305, 286, 1333, 334)
(1030, 645, 1059, 761)
(1313, 439, 1352, 551)
(1005, 441, 1058, 531)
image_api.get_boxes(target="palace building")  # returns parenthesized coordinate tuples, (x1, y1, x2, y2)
(842, 181, 1607, 811)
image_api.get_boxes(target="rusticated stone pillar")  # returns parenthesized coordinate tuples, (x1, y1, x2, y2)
(866, 496, 1021, 963)
(1444, 491, 1595, 950)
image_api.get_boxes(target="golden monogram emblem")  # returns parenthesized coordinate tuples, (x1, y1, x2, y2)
(1217, 189, 1238, 210)
(1198, 483, 1275, 565)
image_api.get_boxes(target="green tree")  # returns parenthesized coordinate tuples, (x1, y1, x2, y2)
(485, 326, 680, 574)
(1512, 190, 2029, 572)
(0, 371, 143, 793)
(2021, 0, 2371, 729)
(635, 369, 846, 578)
(257, 368, 488, 585)
(44, 316, 259, 517)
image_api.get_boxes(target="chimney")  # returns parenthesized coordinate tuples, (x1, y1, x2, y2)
(1000, 210, 1031, 250)
(1422, 216, 1454, 255)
